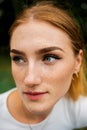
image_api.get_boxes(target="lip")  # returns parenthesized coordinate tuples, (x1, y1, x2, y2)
(23, 91, 48, 101)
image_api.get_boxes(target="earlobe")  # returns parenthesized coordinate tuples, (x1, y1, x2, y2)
(74, 49, 83, 73)
(72, 72, 79, 80)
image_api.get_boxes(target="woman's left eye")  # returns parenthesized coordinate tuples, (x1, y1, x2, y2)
(43, 54, 61, 64)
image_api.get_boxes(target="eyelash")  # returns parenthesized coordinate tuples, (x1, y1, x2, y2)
(43, 54, 61, 64)
(12, 56, 25, 64)
(11, 54, 61, 65)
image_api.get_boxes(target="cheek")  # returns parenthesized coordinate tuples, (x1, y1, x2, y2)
(11, 64, 24, 84)
(43, 64, 74, 95)
(48, 71, 72, 92)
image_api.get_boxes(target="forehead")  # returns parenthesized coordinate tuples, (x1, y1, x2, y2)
(10, 20, 72, 51)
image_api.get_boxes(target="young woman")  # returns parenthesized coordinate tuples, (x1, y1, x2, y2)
(0, 1, 87, 130)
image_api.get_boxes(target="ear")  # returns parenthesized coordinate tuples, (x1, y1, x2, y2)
(74, 49, 83, 73)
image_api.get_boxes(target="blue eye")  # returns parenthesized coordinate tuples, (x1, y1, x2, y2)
(43, 54, 61, 64)
(12, 56, 25, 64)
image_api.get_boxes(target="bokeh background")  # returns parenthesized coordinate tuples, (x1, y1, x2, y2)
(0, 0, 87, 129)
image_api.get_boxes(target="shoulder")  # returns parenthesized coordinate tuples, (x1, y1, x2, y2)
(64, 96, 87, 128)
(0, 88, 16, 106)
(53, 96, 87, 128)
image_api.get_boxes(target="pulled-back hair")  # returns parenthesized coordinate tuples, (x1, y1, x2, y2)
(10, 1, 87, 100)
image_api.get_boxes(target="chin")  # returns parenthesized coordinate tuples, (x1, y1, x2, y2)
(27, 104, 53, 116)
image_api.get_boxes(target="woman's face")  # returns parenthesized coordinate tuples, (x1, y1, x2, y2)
(10, 20, 82, 115)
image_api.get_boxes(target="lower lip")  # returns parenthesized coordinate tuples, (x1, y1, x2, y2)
(24, 93, 46, 101)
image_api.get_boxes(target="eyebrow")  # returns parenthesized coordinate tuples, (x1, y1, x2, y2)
(10, 49, 25, 55)
(37, 46, 64, 54)
(10, 46, 64, 55)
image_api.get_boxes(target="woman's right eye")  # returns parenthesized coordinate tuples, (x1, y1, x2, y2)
(12, 56, 25, 64)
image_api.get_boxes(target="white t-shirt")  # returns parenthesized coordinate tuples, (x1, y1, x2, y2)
(0, 88, 87, 130)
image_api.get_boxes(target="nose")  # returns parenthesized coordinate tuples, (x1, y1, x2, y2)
(24, 63, 42, 87)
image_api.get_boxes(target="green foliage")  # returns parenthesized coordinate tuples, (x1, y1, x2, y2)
(0, 54, 15, 93)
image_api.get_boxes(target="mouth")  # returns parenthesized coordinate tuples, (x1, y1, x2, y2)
(23, 91, 48, 101)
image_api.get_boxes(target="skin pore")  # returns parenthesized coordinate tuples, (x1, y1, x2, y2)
(8, 20, 82, 124)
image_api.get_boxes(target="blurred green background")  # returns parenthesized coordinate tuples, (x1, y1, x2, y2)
(0, 51, 15, 93)
(0, 0, 87, 130)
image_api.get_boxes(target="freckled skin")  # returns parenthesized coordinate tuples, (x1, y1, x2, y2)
(10, 20, 81, 120)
